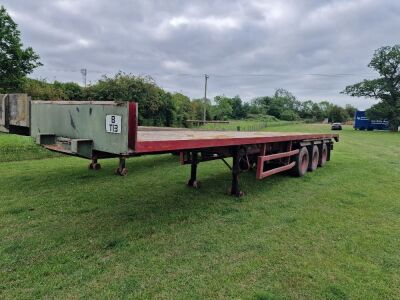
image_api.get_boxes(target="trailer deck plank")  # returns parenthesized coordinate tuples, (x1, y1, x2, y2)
(135, 129, 338, 153)
(138, 129, 336, 141)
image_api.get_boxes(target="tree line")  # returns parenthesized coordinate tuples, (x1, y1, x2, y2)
(1, 5, 399, 130)
(20, 74, 356, 126)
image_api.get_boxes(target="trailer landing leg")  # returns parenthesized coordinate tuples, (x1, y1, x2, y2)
(187, 152, 200, 188)
(230, 148, 244, 197)
(115, 157, 128, 176)
(89, 157, 101, 170)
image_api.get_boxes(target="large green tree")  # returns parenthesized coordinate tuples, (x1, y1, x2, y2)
(213, 95, 233, 120)
(171, 92, 192, 126)
(85, 72, 177, 126)
(329, 105, 348, 123)
(0, 6, 42, 92)
(343, 45, 400, 131)
(254, 89, 300, 119)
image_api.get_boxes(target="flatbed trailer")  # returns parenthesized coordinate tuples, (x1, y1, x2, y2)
(1, 97, 339, 196)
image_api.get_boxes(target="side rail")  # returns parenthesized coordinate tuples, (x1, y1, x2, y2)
(256, 142, 298, 179)
(178, 137, 336, 196)
(256, 139, 334, 179)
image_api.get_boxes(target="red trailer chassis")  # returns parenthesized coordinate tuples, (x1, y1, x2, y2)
(79, 103, 338, 196)
(13, 101, 339, 196)
(129, 128, 338, 196)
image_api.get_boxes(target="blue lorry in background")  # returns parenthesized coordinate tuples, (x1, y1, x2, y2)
(354, 110, 389, 130)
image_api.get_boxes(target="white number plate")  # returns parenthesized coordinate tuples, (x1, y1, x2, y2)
(105, 115, 122, 134)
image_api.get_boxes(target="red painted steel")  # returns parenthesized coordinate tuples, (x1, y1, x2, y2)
(135, 134, 338, 154)
(264, 149, 299, 161)
(259, 162, 296, 179)
(125, 102, 338, 154)
(256, 148, 299, 179)
(285, 141, 293, 165)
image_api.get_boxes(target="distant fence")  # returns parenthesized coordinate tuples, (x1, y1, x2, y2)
(199, 120, 303, 131)
(186, 120, 229, 125)
(201, 121, 268, 132)
(235, 123, 268, 131)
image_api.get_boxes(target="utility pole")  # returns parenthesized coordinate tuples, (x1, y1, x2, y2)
(203, 74, 209, 123)
(80, 68, 87, 87)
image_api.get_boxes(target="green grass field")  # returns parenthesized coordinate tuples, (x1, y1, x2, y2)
(200, 117, 299, 131)
(0, 133, 59, 162)
(1, 125, 399, 299)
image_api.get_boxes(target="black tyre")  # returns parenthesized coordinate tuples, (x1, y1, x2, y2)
(308, 145, 319, 172)
(292, 147, 309, 177)
(318, 144, 328, 167)
(89, 162, 101, 170)
(115, 167, 128, 176)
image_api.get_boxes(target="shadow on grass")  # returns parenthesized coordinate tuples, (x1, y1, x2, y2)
(2, 152, 332, 241)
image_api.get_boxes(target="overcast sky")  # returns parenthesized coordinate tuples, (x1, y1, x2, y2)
(3, 0, 400, 108)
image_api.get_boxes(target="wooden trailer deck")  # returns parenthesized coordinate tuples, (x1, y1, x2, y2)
(135, 128, 339, 153)
(128, 126, 339, 195)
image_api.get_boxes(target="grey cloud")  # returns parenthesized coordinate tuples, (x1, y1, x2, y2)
(3, 0, 400, 109)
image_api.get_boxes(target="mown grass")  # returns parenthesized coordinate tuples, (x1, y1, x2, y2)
(0, 125, 399, 299)
(200, 118, 300, 131)
(0, 133, 57, 162)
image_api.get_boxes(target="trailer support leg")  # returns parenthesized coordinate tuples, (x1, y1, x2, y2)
(327, 143, 332, 161)
(188, 152, 199, 188)
(115, 157, 128, 176)
(231, 148, 244, 197)
(89, 156, 101, 170)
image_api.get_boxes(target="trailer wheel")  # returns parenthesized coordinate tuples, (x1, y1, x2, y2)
(318, 144, 328, 167)
(308, 145, 319, 172)
(115, 167, 128, 176)
(292, 147, 309, 177)
(89, 162, 101, 170)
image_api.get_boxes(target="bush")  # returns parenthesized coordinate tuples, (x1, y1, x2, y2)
(85, 72, 177, 126)
(280, 110, 299, 121)
(22, 78, 67, 100)
(20, 73, 183, 127)
(54, 81, 83, 99)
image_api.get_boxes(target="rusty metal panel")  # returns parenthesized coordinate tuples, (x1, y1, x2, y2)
(8, 94, 30, 127)
(0, 94, 8, 131)
(135, 130, 339, 153)
(30, 101, 130, 155)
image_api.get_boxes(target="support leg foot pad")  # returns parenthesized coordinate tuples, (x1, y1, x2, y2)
(115, 168, 128, 176)
(89, 163, 101, 170)
(229, 188, 245, 197)
(187, 180, 200, 188)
